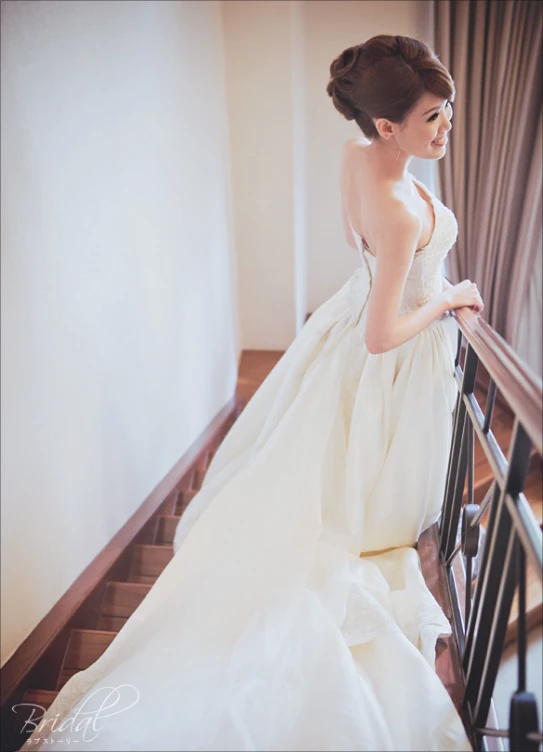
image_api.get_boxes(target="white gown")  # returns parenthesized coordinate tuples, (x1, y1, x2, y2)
(23, 176, 471, 751)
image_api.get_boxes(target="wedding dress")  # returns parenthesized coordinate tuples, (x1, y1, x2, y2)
(22, 175, 472, 751)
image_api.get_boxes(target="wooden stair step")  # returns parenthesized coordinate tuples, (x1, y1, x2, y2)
(175, 489, 199, 516)
(464, 471, 497, 505)
(472, 414, 513, 470)
(95, 580, 152, 631)
(191, 468, 206, 490)
(21, 688, 58, 712)
(95, 614, 130, 632)
(156, 489, 181, 517)
(10, 689, 60, 747)
(127, 574, 160, 584)
(155, 515, 181, 545)
(100, 581, 151, 617)
(463, 450, 541, 511)
(57, 629, 116, 690)
(196, 448, 215, 472)
(128, 544, 173, 582)
(476, 463, 541, 532)
(505, 556, 543, 646)
(523, 459, 543, 526)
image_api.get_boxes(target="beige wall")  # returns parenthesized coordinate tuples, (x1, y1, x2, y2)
(221, 0, 437, 336)
(0, 0, 240, 667)
(302, 0, 436, 310)
(220, 1, 298, 349)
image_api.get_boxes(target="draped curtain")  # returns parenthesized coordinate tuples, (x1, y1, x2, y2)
(434, 0, 542, 379)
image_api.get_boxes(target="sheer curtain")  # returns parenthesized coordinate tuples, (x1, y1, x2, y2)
(435, 0, 542, 379)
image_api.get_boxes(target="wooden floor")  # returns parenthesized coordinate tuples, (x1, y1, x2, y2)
(235, 349, 284, 402)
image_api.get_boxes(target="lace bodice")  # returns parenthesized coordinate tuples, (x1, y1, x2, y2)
(348, 176, 458, 317)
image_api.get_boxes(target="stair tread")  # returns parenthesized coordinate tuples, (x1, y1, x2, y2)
(22, 688, 58, 704)
(57, 629, 118, 690)
(129, 544, 174, 578)
(506, 580, 543, 645)
(96, 614, 129, 632)
(101, 580, 151, 617)
(127, 574, 160, 584)
(63, 629, 117, 665)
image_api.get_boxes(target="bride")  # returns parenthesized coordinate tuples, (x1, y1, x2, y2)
(23, 34, 483, 751)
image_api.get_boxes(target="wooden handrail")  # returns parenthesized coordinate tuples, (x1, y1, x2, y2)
(452, 306, 542, 455)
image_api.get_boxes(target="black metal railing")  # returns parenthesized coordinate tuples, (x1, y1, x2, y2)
(439, 309, 543, 752)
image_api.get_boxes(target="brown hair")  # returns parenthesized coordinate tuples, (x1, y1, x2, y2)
(326, 35, 455, 140)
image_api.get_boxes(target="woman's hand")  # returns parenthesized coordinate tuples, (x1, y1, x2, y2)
(444, 279, 484, 313)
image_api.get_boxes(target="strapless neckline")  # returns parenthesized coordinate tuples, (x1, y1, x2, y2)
(349, 175, 437, 259)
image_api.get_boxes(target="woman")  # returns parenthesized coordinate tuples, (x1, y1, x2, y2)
(24, 35, 482, 751)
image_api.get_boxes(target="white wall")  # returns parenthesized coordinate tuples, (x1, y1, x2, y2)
(0, 0, 240, 667)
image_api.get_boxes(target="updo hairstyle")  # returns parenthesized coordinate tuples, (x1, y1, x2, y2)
(326, 35, 455, 140)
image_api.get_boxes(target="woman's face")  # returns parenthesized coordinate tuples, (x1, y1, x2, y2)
(400, 93, 454, 159)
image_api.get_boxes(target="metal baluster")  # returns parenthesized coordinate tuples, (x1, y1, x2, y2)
(467, 422, 474, 505)
(463, 420, 534, 729)
(462, 502, 480, 631)
(484, 378, 497, 434)
(472, 526, 517, 726)
(509, 535, 540, 752)
(455, 327, 462, 368)
(517, 540, 527, 693)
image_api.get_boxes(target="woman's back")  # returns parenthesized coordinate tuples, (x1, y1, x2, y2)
(339, 137, 436, 258)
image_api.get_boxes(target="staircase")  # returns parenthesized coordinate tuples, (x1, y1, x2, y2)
(5, 404, 244, 751)
(4, 355, 542, 750)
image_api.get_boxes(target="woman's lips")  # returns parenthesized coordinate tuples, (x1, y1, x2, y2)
(432, 135, 448, 145)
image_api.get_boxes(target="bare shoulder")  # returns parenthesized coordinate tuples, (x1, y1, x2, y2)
(341, 139, 420, 254)
(376, 205, 421, 261)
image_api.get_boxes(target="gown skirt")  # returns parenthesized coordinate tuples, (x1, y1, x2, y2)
(23, 194, 472, 750)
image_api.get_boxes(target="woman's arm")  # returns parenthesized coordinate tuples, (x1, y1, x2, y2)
(441, 274, 453, 292)
(364, 210, 451, 354)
